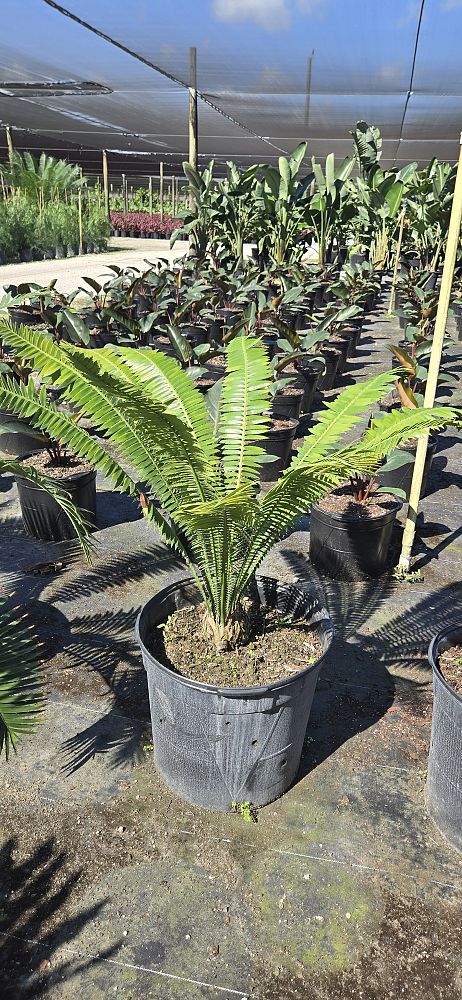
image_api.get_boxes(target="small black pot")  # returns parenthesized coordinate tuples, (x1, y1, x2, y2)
(376, 435, 437, 501)
(427, 627, 462, 853)
(271, 387, 304, 422)
(260, 418, 299, 482)
(318, 348, 340, 391)
(330, 336, 350, 377)
(0, 409, 44, 458)
(181, 325, 209, 346)
(309, 498, 401, 580)
(350, 252, 367, 265)
(16, 463, 97, 541)
(135, 576, 334, 810)
(293, 358, 323, 413)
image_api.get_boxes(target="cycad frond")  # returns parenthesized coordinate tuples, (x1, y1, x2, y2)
(218, 336, 271, 488)
(0, 601, 43, 760)
(292, 370, 400, 466)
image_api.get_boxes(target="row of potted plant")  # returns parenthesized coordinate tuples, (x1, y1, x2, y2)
(110, 211, 182, 239)
(0, 196, 110, 263)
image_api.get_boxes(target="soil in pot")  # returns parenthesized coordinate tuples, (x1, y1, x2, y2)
(152, 600, 323, 688)
(16, 450, 97, 541)
(309, 484, 401, 581)
(259, 417, 299, 482)
(438, 644, 462, 695)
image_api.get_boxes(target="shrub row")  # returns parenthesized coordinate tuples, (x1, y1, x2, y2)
(110, 211, 182, 239)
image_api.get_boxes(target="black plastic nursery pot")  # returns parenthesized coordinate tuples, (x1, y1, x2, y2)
(427, 627, 462, 853)
(329, 335, 350, 376)
(309, 499, 401, 581)
(15, 464, 97, 542)
(260, 417, 299, 482)
(317, 348, 340, 391)
(181, 325, 209, 346)
(271, 387, 304, 421)
(376, 434, 437, 502)
(0, 409, 44, 458)
(293, 358, 323, 413)
(135, 576, 334, 810)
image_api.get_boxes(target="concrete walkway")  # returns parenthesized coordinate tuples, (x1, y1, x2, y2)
(0, 237, 189, 294)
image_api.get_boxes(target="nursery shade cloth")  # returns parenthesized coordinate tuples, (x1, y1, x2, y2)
(1, 0, 462, 174)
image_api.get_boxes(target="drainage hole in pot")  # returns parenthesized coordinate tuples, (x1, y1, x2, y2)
(251, 739, 258, 747)
(280, 758, 287, 767)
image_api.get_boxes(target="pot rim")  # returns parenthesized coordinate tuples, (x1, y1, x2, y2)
(135, 574, 334, 698)
(428, 625, 462, 705)
(311, 497, 402, 524)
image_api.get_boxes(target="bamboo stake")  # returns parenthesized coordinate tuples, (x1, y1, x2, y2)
(5, 125, 14, 165)
(188, 46, 198, 210)
(102, 149, 110, 220)
(149, 175, 153, 214)
(398, 133, 462, 573)
(159, 161, 164, 221)
(388, 206, 406, 314)
(78, 189, 83, 254)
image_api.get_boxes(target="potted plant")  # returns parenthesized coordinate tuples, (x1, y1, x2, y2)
(427, 627, 462, 853)
(1, 322, 458, 810)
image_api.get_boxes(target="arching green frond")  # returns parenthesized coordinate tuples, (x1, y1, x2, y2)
(292, 370, 400, 466)
(218, 336, 271, 488)
(0, 601, 43, 760)
(349, 405, 462, 463)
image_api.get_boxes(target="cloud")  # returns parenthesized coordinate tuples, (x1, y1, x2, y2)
(212, 0, 290, 30)
(211, 0, 326, 31)
(396, 0, 420, 27)
(441, 0, 462, 8)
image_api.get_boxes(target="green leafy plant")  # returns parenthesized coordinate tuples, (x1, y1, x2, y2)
(0, 600, 44, 760)
(1, 323, 460, 655)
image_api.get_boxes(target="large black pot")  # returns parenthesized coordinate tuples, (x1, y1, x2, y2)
(16, 464, 97, 541)
(135, 576, 334, 810)
(0, 410, 45, 458)
(376, 435, 437, 501)
(309, 499, 401, 580)
(427, 627, 462, 853)
(260, 417, 299, 482)
(330, 336, 350, 377)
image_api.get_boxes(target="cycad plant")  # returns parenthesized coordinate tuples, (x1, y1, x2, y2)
(0, 322, 459, 651)
(0, 601, 43, 759)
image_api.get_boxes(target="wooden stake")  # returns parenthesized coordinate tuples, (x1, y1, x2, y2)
(5, 125, 14, 165)
(388, 206, 406, 314)
(398, 133, 462, 572)
(159, 161, 164, 221)
(78, 189, 83, 254)
(149, 175, 153, 214)
(122, 173, 128, 213)
(102, 149, 110, 221)
(171, 177, 176, 216)
(188, 46, 198, 210)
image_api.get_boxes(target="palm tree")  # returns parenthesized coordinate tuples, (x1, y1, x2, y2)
(0, 321, 459, 651)
(0, 151, 84, 208)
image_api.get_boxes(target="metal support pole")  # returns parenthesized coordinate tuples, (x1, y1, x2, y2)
(159, 162, 164, 221)
(388, 206, 406, 314)
(5, 125, 14, 165)
(188, 46, 198, 210)
(148, 175, 153, 214)
(398, 133, 462, 572)
(102, 149, 110, 221)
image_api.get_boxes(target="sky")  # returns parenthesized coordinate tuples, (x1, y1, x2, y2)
(1, 0, 462, 166)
